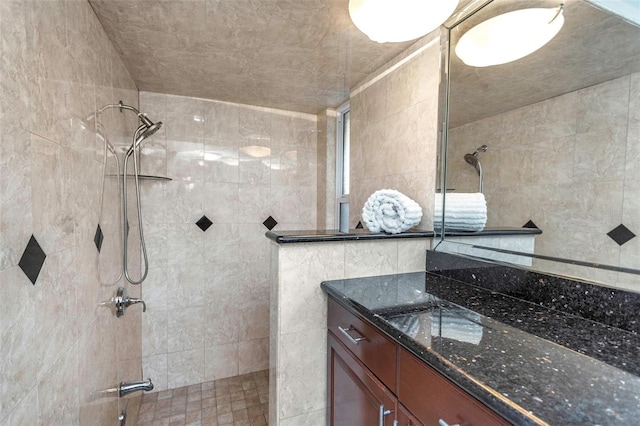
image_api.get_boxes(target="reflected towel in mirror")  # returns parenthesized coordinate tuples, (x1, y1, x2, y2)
(434, 193, 487, 232)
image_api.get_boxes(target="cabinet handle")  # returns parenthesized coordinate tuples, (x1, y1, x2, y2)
(438, 420, 461, 426)
(378, 405, 392, 426)
(338, 325, 366, 345)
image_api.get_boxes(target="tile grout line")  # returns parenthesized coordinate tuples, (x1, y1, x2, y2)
(135, 369, 269, 426)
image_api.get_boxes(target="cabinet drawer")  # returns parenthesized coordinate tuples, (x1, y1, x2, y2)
(328, 333, 397, 426)
(328, 298, 397, 392)
(398, 349, 510, 426)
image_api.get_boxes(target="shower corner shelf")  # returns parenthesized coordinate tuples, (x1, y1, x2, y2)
(108, 174, 172, 181)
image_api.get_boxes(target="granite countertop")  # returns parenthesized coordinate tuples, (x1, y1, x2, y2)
(321, 271, 640, 425)
(266, 227, 540, 244)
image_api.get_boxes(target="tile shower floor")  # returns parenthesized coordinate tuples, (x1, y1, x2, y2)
(135, 370, 269, 426)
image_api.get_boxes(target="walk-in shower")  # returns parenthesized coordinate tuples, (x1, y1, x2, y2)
(464, 144, 488, 193)
(97, 101, 163, 284)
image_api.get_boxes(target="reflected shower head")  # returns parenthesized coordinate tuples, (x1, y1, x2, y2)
(475, 144, 488, 154)
(464, 152, 479, 165)
(464, 145, 488, 175)
(464, 153, 481, 174)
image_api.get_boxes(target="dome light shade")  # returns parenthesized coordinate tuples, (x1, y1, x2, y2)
(455, 5, 565, 67)
(349, 0, 460, 43)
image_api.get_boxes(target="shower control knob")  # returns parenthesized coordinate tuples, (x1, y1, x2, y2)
(114, 287, 146, 317)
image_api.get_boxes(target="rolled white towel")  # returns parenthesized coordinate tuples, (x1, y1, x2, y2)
(434, 193, 487, 232)
(362, 189, 423, 234)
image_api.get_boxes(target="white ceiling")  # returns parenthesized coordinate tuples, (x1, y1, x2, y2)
(448, 0, 640, 127)
(89, 0, 640, 121)
(88, 0, 417, 114)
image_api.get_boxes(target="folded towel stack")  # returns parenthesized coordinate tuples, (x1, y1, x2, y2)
(434, 192, 487, 232)
(362, 189, 423, 234)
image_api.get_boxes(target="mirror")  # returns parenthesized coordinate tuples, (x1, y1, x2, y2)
(441, 0, 640, 289)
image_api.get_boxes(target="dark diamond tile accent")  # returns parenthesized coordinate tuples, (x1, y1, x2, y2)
(523, 220, 539, 229)
(196, 215, 213, 232)
(355, 221, 364, 229)
(607, 224, 636, 246)
(263, 216, 277, 231)
(94, 224, 104, 253)
(18, 235, 46, 285)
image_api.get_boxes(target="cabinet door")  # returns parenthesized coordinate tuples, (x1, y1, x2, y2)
(329, 332, 396, 426)
(396, 403, 423, 426)
(398, 349, 511, 426)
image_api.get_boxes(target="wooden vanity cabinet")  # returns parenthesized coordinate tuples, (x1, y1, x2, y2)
(396, 403, 424, 426)
(398, 349, 510, 426)
(328, 333, 396, 426)
(328, 298, 510, 426)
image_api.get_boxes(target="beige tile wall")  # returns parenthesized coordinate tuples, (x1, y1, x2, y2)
(0, 1, 142, 425)
(138, 92, 318, 392)
(447, 72, 640, 290)
(349, 32, 442, 230)
(316, 109, 338, 229)
(269, 238, 431, 426)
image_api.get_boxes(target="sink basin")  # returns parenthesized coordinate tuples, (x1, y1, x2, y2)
(378, 302, 486, 346)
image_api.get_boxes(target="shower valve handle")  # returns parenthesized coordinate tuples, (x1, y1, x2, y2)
(114, 287, 146, 317)
(127, 297, 146, 312)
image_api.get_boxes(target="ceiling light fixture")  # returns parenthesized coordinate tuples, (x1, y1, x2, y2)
(455, 4, 565, 67)
(348, 0, 459, 43)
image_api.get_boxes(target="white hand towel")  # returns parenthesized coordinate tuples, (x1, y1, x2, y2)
(362, 189, 423, 234)
(434, 193, 487, 232)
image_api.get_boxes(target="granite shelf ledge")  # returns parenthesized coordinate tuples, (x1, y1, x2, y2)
(266, 227, 540, 244)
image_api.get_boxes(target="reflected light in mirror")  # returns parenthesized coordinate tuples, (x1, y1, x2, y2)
(221, 157, 239, 166)
(455, 5, 565, 67)
(240, 145, 271, 158)
(349, 0, 459, 43)
(204, 152, 222, 162)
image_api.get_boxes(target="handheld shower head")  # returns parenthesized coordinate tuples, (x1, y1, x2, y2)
(97, 102, 163, 144)
(134, 109, 163, 140)
(124, 116, 162, 156)
(138, 113, 154, 128)
(138, 113, 163, 138)
(141, 121, 162, 139)
(98, 100, 164, 285)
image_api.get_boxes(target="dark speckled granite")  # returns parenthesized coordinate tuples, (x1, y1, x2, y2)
(266, 228, 434, 243)
(426, 250, 640, 333)
(423, 276, 640, 376)
(265, 227, 540, 243)
(321, 271, 640, 425)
